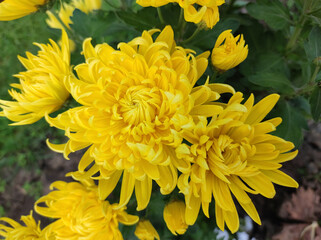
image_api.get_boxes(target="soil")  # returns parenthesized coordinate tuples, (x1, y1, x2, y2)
(0, 123, 321, 240)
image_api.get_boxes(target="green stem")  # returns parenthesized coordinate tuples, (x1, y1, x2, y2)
(286, 2, 308, 51)
(177, 7, 184, 29)
(181, 26, 202, 45)
(310, 65, 320, 85)
(157, 7, 165, 24)
(211, 69, 218, 83)
(288, 65, 320, 98)
(177, 20, 186, 43)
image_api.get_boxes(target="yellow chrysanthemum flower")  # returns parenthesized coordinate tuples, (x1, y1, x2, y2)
(163, 201, 188, 235)
(0, 0, 47, 21)
(46, 25, 235, 211)
(177, 92, 299, 233)
(211, 30, 248, 72)
(0, 211, 54, 240)
(136, 0, 224, 28)
(35, 180, 138, 240)
(134, 220, 160, 240)
(0, 30, 71, 125)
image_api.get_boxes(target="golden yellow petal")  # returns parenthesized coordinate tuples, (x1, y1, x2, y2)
(261, 169, 299, 188)
(239, 201, 261, 225)
(242, 173, 276, 198)
(245, 94, 280, 125)
(98, 170, 123, 200)
(185, 194, 201, 225)
(135, 177, 152, 211)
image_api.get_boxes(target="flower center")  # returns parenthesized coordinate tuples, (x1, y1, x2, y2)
(119, 86, 161, 126)
(207, 134, 254, 177)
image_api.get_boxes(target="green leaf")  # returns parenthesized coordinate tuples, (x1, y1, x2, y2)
(248, 72, 295, 94)
(309, 86, 321, 121)
(254, 52, 284, 73)
(71, 10, 117, 39)
(304, 26, 321, 61)
(272, 99, 308, 147)
(246, 0, 291, 30)
(116, 8, 159, 31)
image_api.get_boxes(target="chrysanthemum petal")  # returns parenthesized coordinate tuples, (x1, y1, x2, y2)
(261, 169, 298, 188)
(99, 170, 123, 200)
(135, 177, 152, 211)
(185, 194, 201, 225)
(245, 94, 280, 125)
(242, 173, 276, 198)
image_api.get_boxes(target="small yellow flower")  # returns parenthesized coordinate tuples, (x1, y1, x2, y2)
(46, 25, 234, 210)
(135, 220, 160, 240)
(35, 180, 138, 240)
(211, 30, 248, 71)
(0, 0, 48, 21)
(0, 30, 71, 125)
(72, 0, 102, 13)
(0, 211, 54, 240)
(177, 92, 298, 233)
(46, 0, 102, 29)
(46, 3, 74, 30)
(46, 0, 101, 52)
(178, 0, 225, 29)
(163, 201, 188, 235)
(136, 0, 175, 7)
(136, 0, 225, 28)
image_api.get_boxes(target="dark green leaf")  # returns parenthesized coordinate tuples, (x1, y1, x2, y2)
(254, 52, 284, 72)
(71, 10, 117, 39)
(309, 86, 321, 121)
(248, 72, 295, 94)
(116, 8, 159, 31)
(274, 100, 308, 147)
(272, 99, 308, 147)
(304, 26, 321, 61)
(246, 0, 291, 30)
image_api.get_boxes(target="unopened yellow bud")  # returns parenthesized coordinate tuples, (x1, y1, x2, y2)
(163, 200, 188, 235)
(211, 30, 248, 72)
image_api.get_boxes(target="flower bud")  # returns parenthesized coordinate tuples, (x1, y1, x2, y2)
(135, 220, 160, 240)
(163, 201, 188, 235)
(211, 30, 248, 72)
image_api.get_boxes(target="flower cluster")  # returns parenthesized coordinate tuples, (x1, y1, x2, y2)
(46, 25, 234, 212)
(0, 0, 300, 238)
(136, 0, 225, 28)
